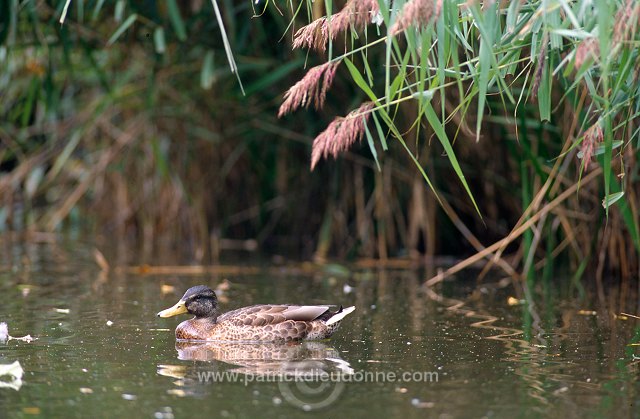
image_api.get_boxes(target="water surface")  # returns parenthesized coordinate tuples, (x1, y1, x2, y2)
(0, 241, 638, 418)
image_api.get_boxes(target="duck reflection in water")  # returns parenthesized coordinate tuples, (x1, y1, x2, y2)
(157, 340, 353, 398)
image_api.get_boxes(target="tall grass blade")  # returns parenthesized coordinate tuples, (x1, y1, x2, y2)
(106, 13, 137, 46)
(601, 192, 624, 209)
(364, 120, 381, 171)
(154, 27, 166, 54)
(424, 104, 481, 218)
(59, 0, 72, 24)
(209, 0, 245, 95)
(167, 0, 187, 41)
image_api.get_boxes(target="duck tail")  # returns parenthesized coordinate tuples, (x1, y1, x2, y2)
(325, 305, 356, 326)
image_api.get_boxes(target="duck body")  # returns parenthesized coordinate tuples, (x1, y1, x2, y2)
(158, 285, 355, 342)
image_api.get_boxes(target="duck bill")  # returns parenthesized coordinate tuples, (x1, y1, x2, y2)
(157, 300, 188, 318)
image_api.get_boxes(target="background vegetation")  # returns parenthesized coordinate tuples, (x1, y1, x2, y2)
(0, 1, 639, 288)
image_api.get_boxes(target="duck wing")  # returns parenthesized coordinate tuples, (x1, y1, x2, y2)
(218, 305, 331, 326)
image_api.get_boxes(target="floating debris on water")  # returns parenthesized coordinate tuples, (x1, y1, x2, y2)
(166, 389, 186, 397)
(106, 320, 114, 326)
(411, 398, 434, 408)
(22, 407, 40, 415)
(553, 386, 569, 395)
(577, 310, 597, 316)
(154, 407, 175, 419)
(79, 387, 94, 394)
(215, 279, 231, 293)
(507, 297, 524, 306)
(55, 308, 70, 314)
(0, 323, 8, 342)
(160, 284, 175, 295)
(620, 312, 640, 320)
(0, 361, 24, 391)
(0, 322, 35, 343)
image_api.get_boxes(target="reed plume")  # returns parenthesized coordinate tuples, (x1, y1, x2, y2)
(311, 102, 375, 170)
(292, 17, 328, 52)
(574, 38, 599, 69)
(278, 61, 340, 117)
(613, 0, 639, 45)
(333, 0, 380, 34)
(391, 0, 442, 35)
(292, 0, 380, 51)
(531, 33, 548, 99)
(580, 123, 603, 170)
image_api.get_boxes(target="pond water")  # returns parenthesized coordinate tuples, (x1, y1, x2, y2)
(0, 241, 638, 418)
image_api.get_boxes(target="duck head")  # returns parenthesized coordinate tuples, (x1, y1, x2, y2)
(157, 285, 219, 319)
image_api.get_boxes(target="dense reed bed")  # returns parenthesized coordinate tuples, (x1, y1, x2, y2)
(0, 1, 638, 288)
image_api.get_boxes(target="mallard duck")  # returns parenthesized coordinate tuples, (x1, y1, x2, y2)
(157, 285, 356, 342)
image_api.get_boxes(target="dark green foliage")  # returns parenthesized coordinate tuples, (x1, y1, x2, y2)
(0, 1, 639, 285)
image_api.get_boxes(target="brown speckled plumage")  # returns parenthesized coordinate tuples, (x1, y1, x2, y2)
(157, 285, 355, 342)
